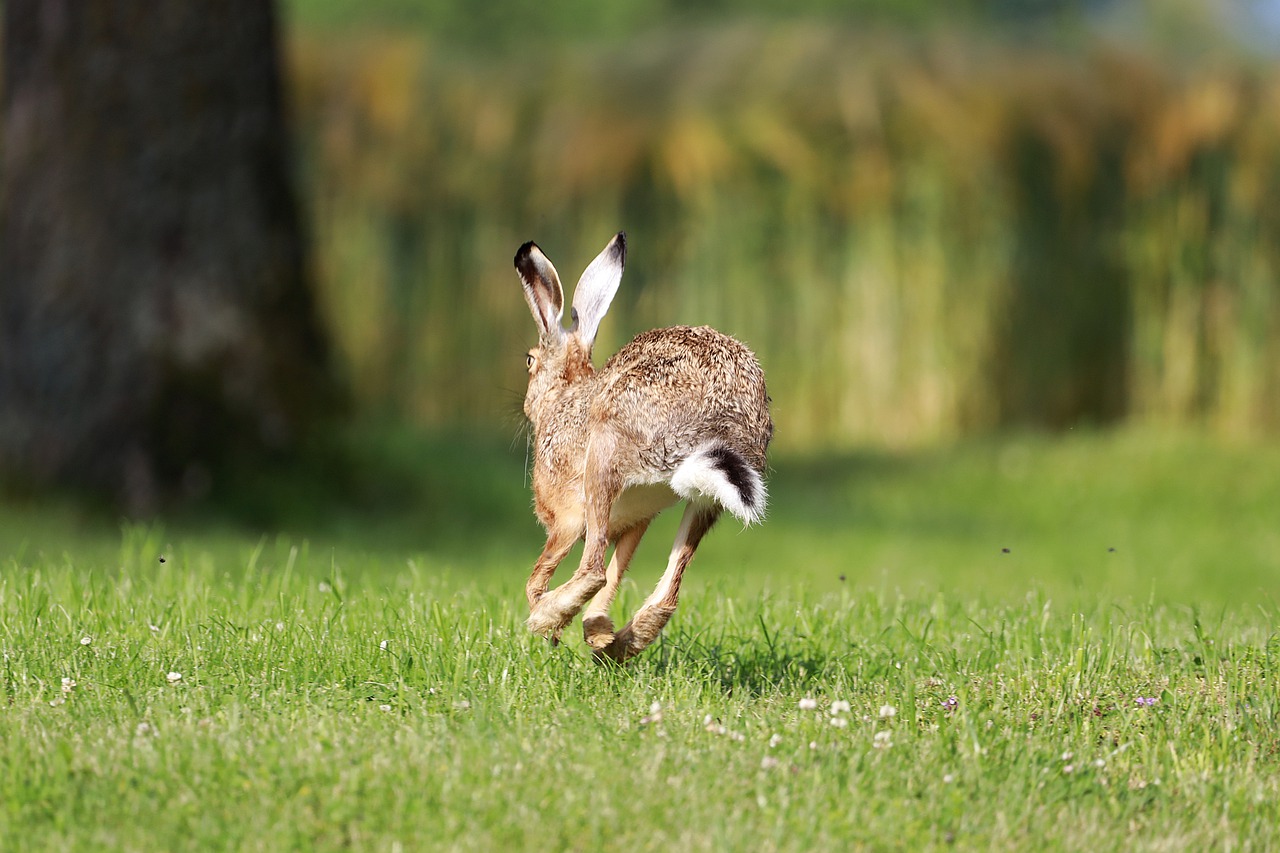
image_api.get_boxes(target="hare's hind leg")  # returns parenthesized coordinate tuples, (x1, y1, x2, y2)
(598, 503, 719, 664)
(582, 519, 651, 650)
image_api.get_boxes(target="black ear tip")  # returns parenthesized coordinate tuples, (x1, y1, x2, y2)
(612, 231, 626, 263)
(515, 240, 538, 268)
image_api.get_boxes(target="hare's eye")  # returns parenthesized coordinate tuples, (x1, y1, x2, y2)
(525, 353, 535, 369)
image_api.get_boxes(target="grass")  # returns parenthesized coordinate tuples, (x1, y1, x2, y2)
(2, 429, 1279, 850)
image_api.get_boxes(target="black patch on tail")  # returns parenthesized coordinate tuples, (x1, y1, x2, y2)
(707, 444, 758, 510)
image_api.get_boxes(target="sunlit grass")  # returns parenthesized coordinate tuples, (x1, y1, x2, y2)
(3, 430, 1279, 849)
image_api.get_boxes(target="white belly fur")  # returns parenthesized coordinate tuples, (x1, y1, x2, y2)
(609, 482, 680, 533)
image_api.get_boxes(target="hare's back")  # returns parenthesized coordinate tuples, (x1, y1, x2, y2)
(595, 325, 771, 465)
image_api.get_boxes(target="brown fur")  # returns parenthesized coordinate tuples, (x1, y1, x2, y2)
(515, 234, 772, 660)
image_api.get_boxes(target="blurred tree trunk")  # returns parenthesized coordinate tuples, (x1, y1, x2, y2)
(0, 0, 337, 513)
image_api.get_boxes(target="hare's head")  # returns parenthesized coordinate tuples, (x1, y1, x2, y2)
(514, 232, 626, 422)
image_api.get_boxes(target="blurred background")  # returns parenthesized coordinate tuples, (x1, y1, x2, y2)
(2, 0, 1280, 525)
(287, 0, 1280, 451)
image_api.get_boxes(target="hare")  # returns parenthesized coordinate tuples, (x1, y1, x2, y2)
(515, 232, 772, 662)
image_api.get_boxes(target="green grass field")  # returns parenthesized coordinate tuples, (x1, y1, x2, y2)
(3, 430, 1279, 850)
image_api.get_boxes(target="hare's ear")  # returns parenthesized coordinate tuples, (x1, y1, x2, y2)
(515, 241, 565, 342)
(569, 232, 625, 350)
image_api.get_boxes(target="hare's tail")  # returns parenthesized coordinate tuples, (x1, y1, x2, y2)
(670, 442, 767, 526)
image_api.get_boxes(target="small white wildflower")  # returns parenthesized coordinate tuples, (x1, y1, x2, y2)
(879, 704, 897, 719)
(830, 717, 849, 728)
(379, 640, 388, 650)
(61, 677, 76, 693)
(149, 624, 160, 633)
(379, 704, 392, 712)
(830, 700, 851, 715)
(80, 637, 92, 646)
(1061, 751, 1074, 762)
(135, 722, 153, 736)
(731, 731, 745, 742)
(275, 622, 285, 632)
(873, 730, 893, 749)
(1063, 764, 1075, 774)
(768, 733, 783, 748)
(985, 719, 994, 730)
(166, 671, 183, 684)
(798, 697, 818, 711)
(943, 773, 955, 784)
(318, 581, 331, 593)
(453, 699, 471, 710)
(703, 714, 714, 727)
(761, 755, 780, 770)
(649, 701, 662, 715)
(809, 741, 818, 750)
(50, 696, 65, 707)
(1094, 758, 1106, 769)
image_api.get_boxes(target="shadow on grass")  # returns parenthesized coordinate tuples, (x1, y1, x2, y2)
(645, 619, 853, 696)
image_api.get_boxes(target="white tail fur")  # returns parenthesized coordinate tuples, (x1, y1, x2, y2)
(670, 443, 767, 526)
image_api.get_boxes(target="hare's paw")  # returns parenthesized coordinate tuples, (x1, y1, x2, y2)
(582, 614, 616, 650)
(593, 628, 637, 664)
(526, 592, 577, 637)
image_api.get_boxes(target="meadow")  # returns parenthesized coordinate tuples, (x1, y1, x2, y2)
(2, 429, 1278, 850)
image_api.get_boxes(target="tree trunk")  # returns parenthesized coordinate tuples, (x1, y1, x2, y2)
(0, 0, 336, 512)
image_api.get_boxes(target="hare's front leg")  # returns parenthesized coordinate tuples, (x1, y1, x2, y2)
(582, 519, 650, 650)
(527, 452, 621, 639)
(525, 526, 579, 611)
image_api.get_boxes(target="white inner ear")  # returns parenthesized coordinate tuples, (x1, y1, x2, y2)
(571, 236, 624, 348)
(518, 245, 565, 340)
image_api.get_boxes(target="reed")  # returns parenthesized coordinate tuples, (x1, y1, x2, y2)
(288, 25, 1280, 447)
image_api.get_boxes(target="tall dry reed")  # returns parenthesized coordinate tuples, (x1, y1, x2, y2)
(289, 25, 1280, 447)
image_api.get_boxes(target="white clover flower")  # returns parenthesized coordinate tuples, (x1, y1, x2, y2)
(80, 637, 92, 646)
(830, 700, 851, 715)
(379, 704, 392, 712)
(830, 717, 848, 728)
(1063, 764, 1075, 774)
(649, 701, 662, 715)
(379, 640, 389, 650)
(453, 699, 471, 710)
(873, 730, 893, 749)
(943, 773, 955, 784)
(768, 733, 783, 748)
(1061, 751, 1074, 762)
(61, 677, 76, 693)
(166, 671, 183, 684)
(798, 697, 818, 711)
(878, 704, 897, 719)
(760, 756, 780, 770)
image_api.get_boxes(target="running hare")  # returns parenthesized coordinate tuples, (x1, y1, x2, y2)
(515, 232, 772, 662)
